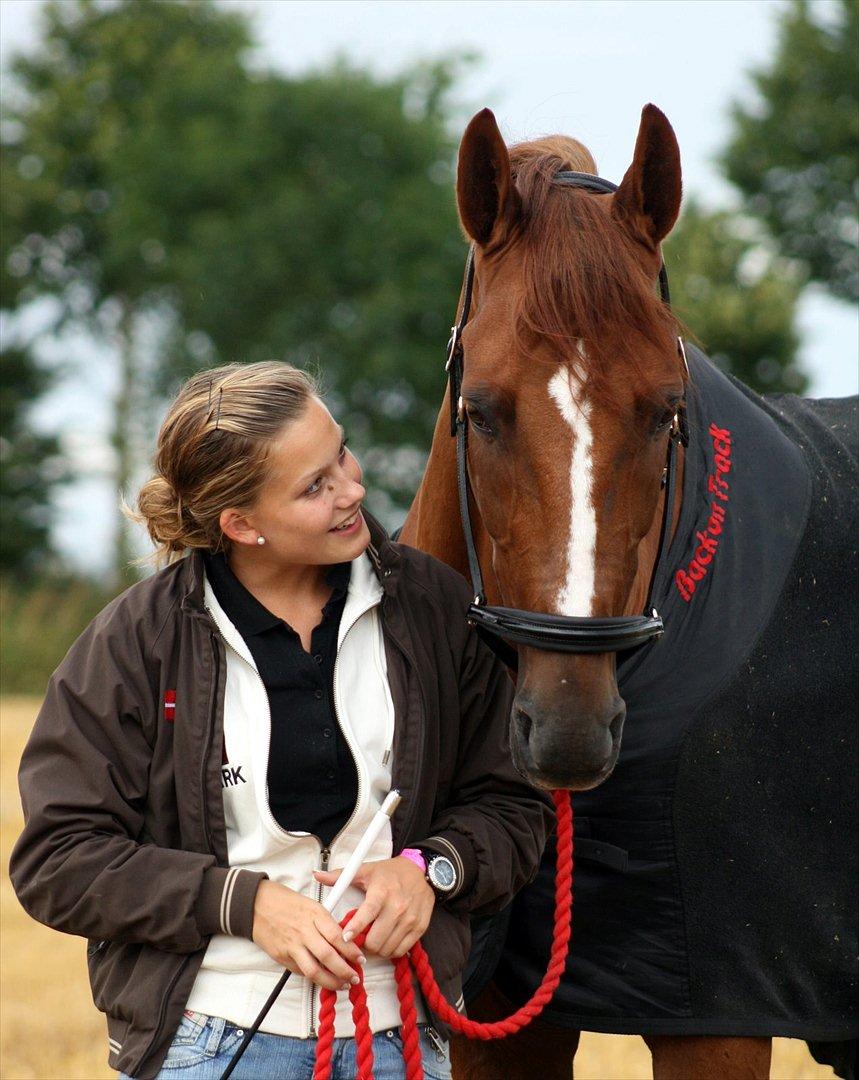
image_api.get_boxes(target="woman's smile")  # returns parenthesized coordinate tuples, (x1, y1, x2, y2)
(330, 508, 363, 534)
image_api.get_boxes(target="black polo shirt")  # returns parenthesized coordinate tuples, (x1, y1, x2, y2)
(203, 551, 358, 847)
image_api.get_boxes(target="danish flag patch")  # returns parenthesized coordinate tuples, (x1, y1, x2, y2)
(164, 690, 176, 722)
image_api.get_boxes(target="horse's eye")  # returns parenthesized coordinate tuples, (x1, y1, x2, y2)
(653, 396, 681, 434)
(466, 405, 494, 436)
(656, 407, 676, 430)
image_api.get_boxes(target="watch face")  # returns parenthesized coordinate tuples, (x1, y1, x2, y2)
(428, 856, 456, 891)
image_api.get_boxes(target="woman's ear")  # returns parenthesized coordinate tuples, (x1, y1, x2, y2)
(219, 508, 256, 547)
(456, 108, 522, 247)
(611, 104, 682, 249)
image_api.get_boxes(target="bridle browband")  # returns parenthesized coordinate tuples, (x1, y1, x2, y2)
(445, 171, 689, 671)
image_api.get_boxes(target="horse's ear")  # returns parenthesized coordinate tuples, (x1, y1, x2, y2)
(611, 104, 682, 249)
(456, 108, 521, 247)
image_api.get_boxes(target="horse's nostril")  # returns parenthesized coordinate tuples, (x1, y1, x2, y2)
(516, 709, 533, 742)
(609, 707, 625, 742)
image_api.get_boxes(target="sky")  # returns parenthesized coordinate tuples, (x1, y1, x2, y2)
(1, 0, 857, 574)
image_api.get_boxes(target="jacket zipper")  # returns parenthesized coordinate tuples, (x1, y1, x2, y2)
(379, 610, 427, 848)
(328, 608, 373, 847)
(200, 631, 221, 857)
(133, 953, 192, 1075)
(204, 605, 289, 847)
(424, 1024, 447, 1061)
(308, 845, 331, 1036)
(305, 602, 378, 1035)
(220, 649, 329, 1037)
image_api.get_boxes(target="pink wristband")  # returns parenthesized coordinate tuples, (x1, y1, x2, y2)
(398, 847, 427, 873)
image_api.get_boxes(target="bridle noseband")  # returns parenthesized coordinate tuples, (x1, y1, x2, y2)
(446, 171, 689, 671)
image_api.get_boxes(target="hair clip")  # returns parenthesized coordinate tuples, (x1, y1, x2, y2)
(207, 378, 214, 409)
(214, 386, 223, 430)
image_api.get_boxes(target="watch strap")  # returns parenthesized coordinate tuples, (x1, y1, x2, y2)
(398, 847, 427, 874)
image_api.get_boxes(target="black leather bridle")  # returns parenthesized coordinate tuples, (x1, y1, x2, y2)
(446, 171, 689, 671)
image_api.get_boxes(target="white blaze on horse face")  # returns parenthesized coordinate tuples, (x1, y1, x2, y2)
(547, 347, 596, 617)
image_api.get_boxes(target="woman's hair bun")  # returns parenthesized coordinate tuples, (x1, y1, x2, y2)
(130, 475, 188, 554)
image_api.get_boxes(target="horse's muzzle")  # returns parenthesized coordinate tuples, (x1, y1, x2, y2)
(510, 696, 625, 791)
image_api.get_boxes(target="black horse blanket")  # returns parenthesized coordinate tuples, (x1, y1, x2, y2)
(468, 346, 858, 1053)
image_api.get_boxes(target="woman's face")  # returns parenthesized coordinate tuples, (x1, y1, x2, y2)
(225, 396, 371, 567)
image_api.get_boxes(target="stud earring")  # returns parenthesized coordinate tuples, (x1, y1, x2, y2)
(257, 536, 266, 546)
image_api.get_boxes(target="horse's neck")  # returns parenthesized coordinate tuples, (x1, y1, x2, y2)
(400, 390, 499, 599)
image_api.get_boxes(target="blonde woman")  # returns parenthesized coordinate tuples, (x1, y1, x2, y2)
(11, 362, 551, 1080)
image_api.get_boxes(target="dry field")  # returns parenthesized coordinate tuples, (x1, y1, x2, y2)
(1, 697, 834, 1080)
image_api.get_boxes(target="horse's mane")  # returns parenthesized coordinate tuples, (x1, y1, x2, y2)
(507, 137, 683, 409)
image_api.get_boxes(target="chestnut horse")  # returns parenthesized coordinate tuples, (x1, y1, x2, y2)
(400, 106, 857, 1078)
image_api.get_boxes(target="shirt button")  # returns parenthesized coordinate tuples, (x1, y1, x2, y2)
(323, 727, 332, 738)
(327, 770, 335, 780)
(314, 654, 323, 664)
(314, 689, 323, 699)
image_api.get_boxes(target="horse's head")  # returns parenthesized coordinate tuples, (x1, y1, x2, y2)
(455, 105, 686, 790)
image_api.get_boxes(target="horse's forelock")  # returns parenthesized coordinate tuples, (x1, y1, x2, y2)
(505, 138, 683, 413)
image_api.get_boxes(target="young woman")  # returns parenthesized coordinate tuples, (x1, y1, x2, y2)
(11, 361, 552, 1080)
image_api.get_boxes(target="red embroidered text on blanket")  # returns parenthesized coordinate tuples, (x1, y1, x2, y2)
(675, 423, 732, 602)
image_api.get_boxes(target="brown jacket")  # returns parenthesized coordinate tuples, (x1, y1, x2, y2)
(10, 513, 552, 1078)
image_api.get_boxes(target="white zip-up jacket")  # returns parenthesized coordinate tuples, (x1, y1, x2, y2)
(184, 550, 425, 1035)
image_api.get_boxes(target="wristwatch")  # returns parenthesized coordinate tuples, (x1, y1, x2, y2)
(420, 848, 458, 896)
(399, 847, 459, 896)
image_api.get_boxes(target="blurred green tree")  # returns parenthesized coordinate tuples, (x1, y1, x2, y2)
(722, 0, 859, 302)
(0, 342, 68, 577)
(2, 0, 466, 583)
(1, 0, 259, 584)
(166, 59, 467, 518)
(665, 198, 807, 395)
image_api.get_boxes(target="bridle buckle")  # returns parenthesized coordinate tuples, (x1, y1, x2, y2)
(445, 325, 459, 372)
(677, 336, 689, 376)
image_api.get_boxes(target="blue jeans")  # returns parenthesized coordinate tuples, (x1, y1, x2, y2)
(121, 1009, 452, 1079)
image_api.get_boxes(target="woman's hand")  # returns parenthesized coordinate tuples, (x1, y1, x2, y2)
(313, 856, 435, 959)
(251, 880, 366, 990)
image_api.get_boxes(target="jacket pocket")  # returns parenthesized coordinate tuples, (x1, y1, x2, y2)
(93, 942, 199, 1078)
(88, 939, 193, 1030)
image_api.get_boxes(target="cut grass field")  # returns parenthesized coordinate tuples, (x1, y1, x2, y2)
(1, 697, 834, 1079)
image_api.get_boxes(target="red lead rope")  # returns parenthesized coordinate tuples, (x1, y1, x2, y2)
(313, 790, 573, 1080)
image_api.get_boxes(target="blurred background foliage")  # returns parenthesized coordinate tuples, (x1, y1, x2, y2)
(1, 0, 856, 692)
(0, 342, 68, 578)
(722, 0, 858, 303)
(664, 198, 806, 394)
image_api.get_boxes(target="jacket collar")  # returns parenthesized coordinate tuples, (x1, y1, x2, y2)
(202, 550, 350, 637)
(178, 506, 402, 620)
(363, 508, 402, 585)
(202, 546, 385, 668)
